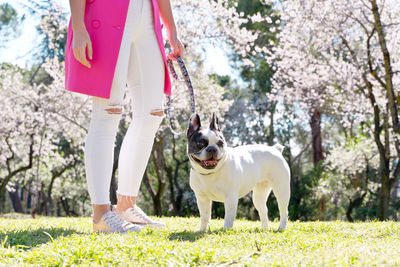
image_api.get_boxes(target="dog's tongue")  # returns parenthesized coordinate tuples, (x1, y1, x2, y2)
(204, 160, 217, 164)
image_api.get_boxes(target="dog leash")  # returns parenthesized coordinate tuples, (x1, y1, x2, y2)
(165, 54, 196, 135)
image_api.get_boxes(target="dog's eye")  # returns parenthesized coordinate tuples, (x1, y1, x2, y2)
(217, 140, 224, 147)
(197, 139, 207, 147)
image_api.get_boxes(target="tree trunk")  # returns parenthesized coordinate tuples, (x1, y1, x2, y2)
(376, 110, 391, 220)
(166, 165, 181, 216)
(378, 172, 391, 220)
(142, 170, 164, 216)
(31, 161, 76, 216)
(346, 199, 355, 223)
(166, 135, 188, 216)
(8, 186, 24, 213)
(390, 180, 399, 220)
(266, 102, 276, 145)
(371, 0, 400, 134)
(31, 182, 46, 218)
(343, 29, 397, 220)
(0, 190, 5, 213)
(347, 160, 370, 222)
(152, 140, 167, 215)
(310, 109, 324, 165)
(60, 197, 78, 217)
(141, 138, 167, 216)
(166, 158, 187, 216)
(110, 162, 118, 206)
(346, 192, 367, 222)
(110, 127, 125, 206)
(310, 108, 325, 218)
(82, 194, 88, 216)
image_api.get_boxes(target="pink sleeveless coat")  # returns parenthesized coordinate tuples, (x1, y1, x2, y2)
(64, 0, 171, 99)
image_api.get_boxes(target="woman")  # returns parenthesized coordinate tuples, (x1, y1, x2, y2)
(65, 0, 184, 233)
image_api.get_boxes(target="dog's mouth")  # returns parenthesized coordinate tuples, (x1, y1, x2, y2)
(190, 155, 220, 169)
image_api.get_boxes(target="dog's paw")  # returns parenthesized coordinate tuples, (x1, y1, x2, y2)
(196, 227, 207, 233)
(278, 223, 287, 231)
(223, 221, 234, 230)
(261, 221, 270, 229)
(261, 225, 271, 231)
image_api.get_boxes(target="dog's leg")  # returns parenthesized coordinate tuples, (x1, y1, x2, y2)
(252, 184, 272, 229)
(196, 194, 212, 232)
(223, 195, 238, 230)
(271, 173, 290, 231)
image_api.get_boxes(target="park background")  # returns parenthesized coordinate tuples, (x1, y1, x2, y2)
(0, 0, 399, 223)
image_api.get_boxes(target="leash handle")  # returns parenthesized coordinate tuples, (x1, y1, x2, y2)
(165, 54, 196, 135)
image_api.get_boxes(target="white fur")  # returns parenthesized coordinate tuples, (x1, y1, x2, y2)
(189, 144, 291, 231)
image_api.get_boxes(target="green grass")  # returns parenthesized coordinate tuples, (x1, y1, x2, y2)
(0, 215, 399, 266)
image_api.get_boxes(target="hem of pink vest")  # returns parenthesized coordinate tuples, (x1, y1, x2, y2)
(65, 87, 110, 99)
(65, 85, 171, 98)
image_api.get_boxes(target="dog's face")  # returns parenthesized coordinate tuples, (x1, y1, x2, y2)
(186, 112, 226, 171)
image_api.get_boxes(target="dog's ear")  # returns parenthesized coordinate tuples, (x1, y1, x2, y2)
(209, 111, 220, 131)
(187, 113, 201, 138)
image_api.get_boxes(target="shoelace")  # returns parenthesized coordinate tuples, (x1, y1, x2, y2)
(103, 212, 129, 231)
(130, 206, 152, 223)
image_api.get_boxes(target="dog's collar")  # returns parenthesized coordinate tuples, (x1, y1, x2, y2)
(190, 166, 214, 176)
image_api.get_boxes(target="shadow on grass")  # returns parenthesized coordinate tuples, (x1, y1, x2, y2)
(168, 227, 283, 242)
(168, 230, 207, 242)
(0, 227, 85, 250)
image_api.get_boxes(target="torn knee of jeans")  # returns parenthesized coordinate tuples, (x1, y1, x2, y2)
(105, 103, 123, 114)
(150, 109, 164, 117)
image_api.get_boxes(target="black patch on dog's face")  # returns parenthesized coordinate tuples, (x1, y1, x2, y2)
(187, 131, 208, 154)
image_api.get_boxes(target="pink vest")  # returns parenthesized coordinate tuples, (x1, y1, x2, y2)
(64, 0, 171, 98)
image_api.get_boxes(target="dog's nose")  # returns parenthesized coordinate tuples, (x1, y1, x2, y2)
(206, 146, 217, 153)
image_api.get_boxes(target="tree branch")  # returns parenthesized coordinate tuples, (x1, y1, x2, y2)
(370, 0, 400, 134)
(0, 133, 35, 195)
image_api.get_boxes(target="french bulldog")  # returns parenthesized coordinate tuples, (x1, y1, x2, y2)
(186, 112, 290, 231)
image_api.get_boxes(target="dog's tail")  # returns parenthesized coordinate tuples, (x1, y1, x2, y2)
(272, 144, 285, 153)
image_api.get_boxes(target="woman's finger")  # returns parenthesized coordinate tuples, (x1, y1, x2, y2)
(87, 40, 93, 60)
(172, 42, 179, 56)
(167, 53, 177, 61)
(73, 47, 81, 63)
(78, 48, 91, 68)
(175, 43, 180, 56)
(76, 48, 85, 66)
(178, 42, 184, 57)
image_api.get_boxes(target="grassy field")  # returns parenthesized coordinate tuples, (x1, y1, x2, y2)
(0, 214, 399, 266)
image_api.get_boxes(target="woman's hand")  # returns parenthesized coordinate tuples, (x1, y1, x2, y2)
(167, 30, 184, 61)
(72, 27, 93, 68)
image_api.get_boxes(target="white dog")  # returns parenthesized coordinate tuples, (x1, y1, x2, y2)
(186, 112, 291, 231)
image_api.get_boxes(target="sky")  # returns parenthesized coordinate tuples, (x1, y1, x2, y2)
(0, 0, 232, 75)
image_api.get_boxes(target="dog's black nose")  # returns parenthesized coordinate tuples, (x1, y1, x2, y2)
(206, 146, 217, 153)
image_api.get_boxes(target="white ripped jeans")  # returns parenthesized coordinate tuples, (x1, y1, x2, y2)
(84, 0, 165, 204)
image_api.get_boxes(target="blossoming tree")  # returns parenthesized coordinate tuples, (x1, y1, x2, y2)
(268, 0, 400, 220)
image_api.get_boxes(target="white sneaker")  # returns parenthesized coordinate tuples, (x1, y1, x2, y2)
(93, 211, 142, 233)
(116, 205, 166, 228)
